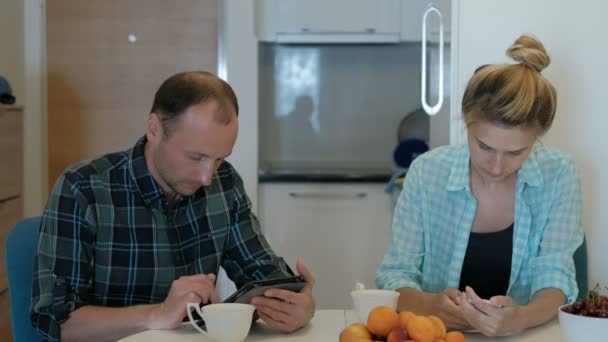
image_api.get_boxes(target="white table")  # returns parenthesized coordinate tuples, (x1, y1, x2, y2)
(120, 310, 565, 341)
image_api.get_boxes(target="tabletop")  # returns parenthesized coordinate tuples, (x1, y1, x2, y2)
(119, 309, 565, 341)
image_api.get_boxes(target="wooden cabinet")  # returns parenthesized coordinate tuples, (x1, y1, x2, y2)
(259, 183, 394, 309)
(0, 106, 22, 200)
(0, 292, 12, 342)
(0, 105, 23, 342)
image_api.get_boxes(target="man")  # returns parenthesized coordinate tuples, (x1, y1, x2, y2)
(31, 71, 315, 341)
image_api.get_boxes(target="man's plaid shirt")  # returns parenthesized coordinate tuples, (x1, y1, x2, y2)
(31, 137, 292, 341)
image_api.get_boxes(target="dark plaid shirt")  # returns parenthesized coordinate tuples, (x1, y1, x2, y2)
(31, 137, 292, 341)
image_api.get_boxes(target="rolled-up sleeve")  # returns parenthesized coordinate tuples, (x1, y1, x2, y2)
(31, 175, 95, 341)
(529, 159, 583, 304)
(376, 159, 425, 291)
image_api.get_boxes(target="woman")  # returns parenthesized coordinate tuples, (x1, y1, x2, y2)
(376, 35, 583, 336)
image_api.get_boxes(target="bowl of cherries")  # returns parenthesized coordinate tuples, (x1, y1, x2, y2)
(559, 284, 608, 341)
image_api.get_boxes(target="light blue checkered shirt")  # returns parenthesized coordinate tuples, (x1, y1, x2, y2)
(376, 143, 583, 305)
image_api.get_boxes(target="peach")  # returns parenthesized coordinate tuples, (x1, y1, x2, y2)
(339, 323, 372, 342)
(367, 306, 400, 337)
(445, 331, 466, 342)
(427, 315, 447, 339)
(387, 327, 409, 342)
(406, 315, 437, 342)
(398, 311, 416, 329)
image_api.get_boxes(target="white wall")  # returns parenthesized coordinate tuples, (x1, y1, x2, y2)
(222, 0, 260, 212)
(2, 0, 47, 217)
(22, 0, 48, 217)
(457, 0, 608, 287)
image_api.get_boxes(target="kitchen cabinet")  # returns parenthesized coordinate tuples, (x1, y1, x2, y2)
(0, 106, 23, 200)
(255, 0, 402, 43)
(401, 0, 452, 43)
(0, 105, 23, 342)
(0, 291, 12, 342)
(259, 183, 394, 309)
(255, 0, 451, 44)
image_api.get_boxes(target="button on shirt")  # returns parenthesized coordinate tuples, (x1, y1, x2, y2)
(31, 137, 292, 341)
(376, 144, 583, 305)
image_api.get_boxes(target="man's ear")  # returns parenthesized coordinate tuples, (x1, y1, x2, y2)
(146, 113, 163, 143)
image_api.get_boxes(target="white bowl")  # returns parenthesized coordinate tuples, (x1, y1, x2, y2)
(558, 304, 608, 341)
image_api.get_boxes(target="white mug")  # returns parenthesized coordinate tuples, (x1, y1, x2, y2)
(186, 303, 255, 342)
(351, 289, 400, 323)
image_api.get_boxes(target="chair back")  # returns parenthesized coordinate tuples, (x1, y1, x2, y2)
(574, 236, 588, 301)
(6, 217, 43, 342)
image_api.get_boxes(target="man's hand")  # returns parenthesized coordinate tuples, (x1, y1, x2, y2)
(431, 288, 474, 331)
(147, 273, 220, 330)
(251, 260, 316, 333)
(457, 286, 525, 336)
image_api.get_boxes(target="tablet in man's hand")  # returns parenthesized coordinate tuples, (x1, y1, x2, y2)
(222, 275, 307, 304)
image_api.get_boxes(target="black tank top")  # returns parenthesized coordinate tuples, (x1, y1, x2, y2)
(458, 223, 514, 299)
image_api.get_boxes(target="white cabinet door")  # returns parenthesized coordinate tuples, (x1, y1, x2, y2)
(256, 0, 401, 43)
(401, 0, 452, 43)
(259, 183, 394, 309)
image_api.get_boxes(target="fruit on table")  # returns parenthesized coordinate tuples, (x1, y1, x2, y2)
(445, 331, 466, 342)
(367, 306, 399, 337)
(427, 315, 447, 339)
(387, 327, 409, 342)
(339, 323, 372, 342)
(407, 316, 436, 342)
(561, 284, 608, 318)
(398, 311, 416, 329)
(339, 306, 466, 342)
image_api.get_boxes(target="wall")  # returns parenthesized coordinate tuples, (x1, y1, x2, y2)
(457, 0, 608, 288)
(18, 1, 256, 215)
(2, 0, 47, 217)
(222, 0, 260, 212)
(22, 0, 48, 217)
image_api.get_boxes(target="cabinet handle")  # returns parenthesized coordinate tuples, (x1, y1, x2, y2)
(288, 192, 367, 199)
(300, 28, 376, 34)
(0, 107, 22, 114)
(421, 4, 444, 116)
(0, 194, 20, 209)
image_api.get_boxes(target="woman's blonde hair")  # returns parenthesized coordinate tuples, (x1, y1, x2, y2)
(462, 34, 557, 134)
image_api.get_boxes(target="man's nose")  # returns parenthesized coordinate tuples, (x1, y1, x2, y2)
(200, 163, 214, 186)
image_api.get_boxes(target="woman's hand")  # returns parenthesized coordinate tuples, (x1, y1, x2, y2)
(457, 286, 526, 336)
(431, 288, 474, 331)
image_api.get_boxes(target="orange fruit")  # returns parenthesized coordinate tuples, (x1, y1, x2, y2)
(387, 327, 408, 342)
(398, 311, 416, 329)
(427, 315, 447, 339)
(406, 315, 436, 342)
(339, 323, 372, 342)
(445, 331, 466, 342)
(367, 306, 399, 337)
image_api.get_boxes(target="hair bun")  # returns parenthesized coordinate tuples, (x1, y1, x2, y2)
(506, 34, 550, 72)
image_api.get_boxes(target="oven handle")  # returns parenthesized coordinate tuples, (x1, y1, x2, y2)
(288, 192, 367, 199)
